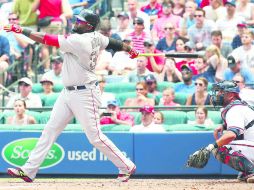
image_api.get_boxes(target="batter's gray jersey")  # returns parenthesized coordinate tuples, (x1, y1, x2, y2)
(58, 32, 109, 86)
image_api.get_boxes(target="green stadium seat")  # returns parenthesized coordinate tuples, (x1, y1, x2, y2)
(116, 92, 136, 106)
(0, 124, 45, 131)
(157, 81, 175, 92)
(174, 92, 189, 105)
(43, 93, 60, 107)
(161, 111, 187, 125)
(40, 111, 75, 124)
(32, 83, 43, 93)
(2, 110, 41, 124)
(128, 112, 142, 125)
(186, 111, 222, 124)
(53, 83, 64, 92)
(101, 124, 131, 131)
(104, 83, 136, 93)
(164, 124, 216, 131)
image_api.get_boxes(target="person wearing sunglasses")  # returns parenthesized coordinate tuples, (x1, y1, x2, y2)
(6, 77, 42, 108)
(186, 77, 212, 106)
(4, 9, 138, 183)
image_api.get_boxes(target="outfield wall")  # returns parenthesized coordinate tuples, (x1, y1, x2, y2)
(0, 131, 237, 175)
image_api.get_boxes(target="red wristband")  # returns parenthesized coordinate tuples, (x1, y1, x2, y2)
(42, 34, 60, 48)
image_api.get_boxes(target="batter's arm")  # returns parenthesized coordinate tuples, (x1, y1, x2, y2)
(106, 38, 139, 59)
(3, 24, 60, 47)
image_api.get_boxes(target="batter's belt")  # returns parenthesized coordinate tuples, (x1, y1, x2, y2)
(66, 81, 98, 91)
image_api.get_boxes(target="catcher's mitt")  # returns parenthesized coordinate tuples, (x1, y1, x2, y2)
(186, 148, 211, 168)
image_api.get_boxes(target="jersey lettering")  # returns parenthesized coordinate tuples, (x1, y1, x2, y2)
(89, 37, 100, 70)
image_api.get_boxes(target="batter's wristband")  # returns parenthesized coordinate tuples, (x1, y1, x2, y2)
(213, 142, 219, 148)
(22, 28, 32, 37)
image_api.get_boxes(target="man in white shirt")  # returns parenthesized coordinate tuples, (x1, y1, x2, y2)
(6, 77, 42, 108)
(130, 105, 165, 133)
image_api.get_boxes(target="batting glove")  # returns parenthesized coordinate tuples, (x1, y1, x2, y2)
(3, 24, 23, 33)
(128, 48, 139, 59)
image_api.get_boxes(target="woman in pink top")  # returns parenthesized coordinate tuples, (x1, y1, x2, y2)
(159, 87, 180, 106)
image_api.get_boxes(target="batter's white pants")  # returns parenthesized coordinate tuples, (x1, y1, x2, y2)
(21, 85, 135, 179)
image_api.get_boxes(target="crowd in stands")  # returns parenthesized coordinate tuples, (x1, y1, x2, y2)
(0, 0, 254, 130)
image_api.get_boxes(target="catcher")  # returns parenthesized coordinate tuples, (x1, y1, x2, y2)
(187, 80, 254, 183)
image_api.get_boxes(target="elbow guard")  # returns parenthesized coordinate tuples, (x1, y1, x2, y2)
(42, 34, 60, 48)
(106, 38, 123, 51)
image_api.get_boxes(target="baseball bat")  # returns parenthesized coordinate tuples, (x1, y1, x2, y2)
(139, 52, 204, 58)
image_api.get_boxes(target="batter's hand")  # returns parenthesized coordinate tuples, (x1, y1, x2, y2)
(3, 24, 23, 33)
(128, 48, 139, 59)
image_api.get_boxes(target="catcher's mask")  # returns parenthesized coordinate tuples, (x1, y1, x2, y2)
(211, 80, 240, 108)
(72, 9, 100, 34)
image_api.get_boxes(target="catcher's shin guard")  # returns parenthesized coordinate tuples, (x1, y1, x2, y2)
(214, 146, 254, 174)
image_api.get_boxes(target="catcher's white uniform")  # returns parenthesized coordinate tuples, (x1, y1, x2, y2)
(222, 104, 254, 162)
(20, 32, 135, 179)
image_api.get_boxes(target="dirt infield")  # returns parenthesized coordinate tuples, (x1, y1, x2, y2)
(1, 178, 254, 190)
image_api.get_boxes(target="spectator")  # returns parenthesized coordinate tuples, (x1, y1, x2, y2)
(231, 22, 247, 49)
(130, 105, 166, 132)
(192, 56, 215, 83)
(235, 0, 254, 27)
(205, 44, 228, 82)
(124, 81, 155, 111)
(13, 0, 38, 28)
(179, 0, 197, 37)
(43, 55, 63, 85)
(109, 37, 136, 75)
(172, 0, 185, 17)
(187, 8, 216, 51)
(69, 0, 95, 15)
(6, 77, 42, 108)
(156, 21, 177, 52)
(203, 0, 226, 22)
(144, 74, 160, 104)
(127, 0, 151, 33)
(159, 87, 180, 106)
(114, 12, 132, 40)
(159, 58, 182, 82)
(6, 99, 36, 125)
(186, 77, 212, 106)
(153, 111, 164, 124)
(32, 0, 73, 71)
(187, 106, 214, 126)
(97, 75, 116, 108)
(140, 0, 163, 27)
(125, 56, 151, 83)
(233, 73, 254, 106)
(0, 34, 10, 85)
(215, 0, 244, 43)
(100, 100, 134, 126)
(174, 64, 195, 94)
(40, 75, 54, 95)
(211, 30, 233, 59)
(151, 1, 181, 43)
(223, 55, 254, 84)
(126, 17, 150, 53)
(231, 29, 254, 73)
(143, 39, 165, 73)
(0, 0, 13, 26)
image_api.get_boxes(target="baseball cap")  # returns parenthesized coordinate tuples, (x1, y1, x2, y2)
(51, 55, 63, 64)
(181, 64, 193, 72)
(144, 39, 154, 47)
(107, 100, 119, 107)
(117, 12, 129, 19)
(162, 2, 172, 8)
(123, 36, 132, 43)
(237, 22, 247, 28)
(144, 74, 156, 83)
(133, 17, 144, 25)
(18, 77, 33, 86)
(40, 75, 54, 85)
(225, 0, 236, 6)
(139, 105, 154, 113)
(227, 55, 240, 68)
(184, 41, 193, 50)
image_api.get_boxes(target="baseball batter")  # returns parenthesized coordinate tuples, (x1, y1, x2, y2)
(4, 9, 138, 182)
(205, 81, 254, 183)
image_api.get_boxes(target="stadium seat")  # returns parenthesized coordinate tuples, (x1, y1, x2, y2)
(2, 110, 41, 124)
(164, 124, 216, 131)
(104, 82, 136, 94)
(116, 92, 136, 106)
(101, 124, 131, 131)
(186, 111, 222, 124)
(43, 93, 60, 107)
(40, 111, 75, 124)
(128, 112, 142, 125)
(157, 81, 175, 92)
(53, 83, 64, 92)
(161, 111, 187, 125)
(32, 83, 43, 93)
(174, 92, 189, 105)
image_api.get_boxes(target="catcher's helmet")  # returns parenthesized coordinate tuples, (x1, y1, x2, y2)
(74, 9, 100, 31)
(211, 80, 240, 107)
